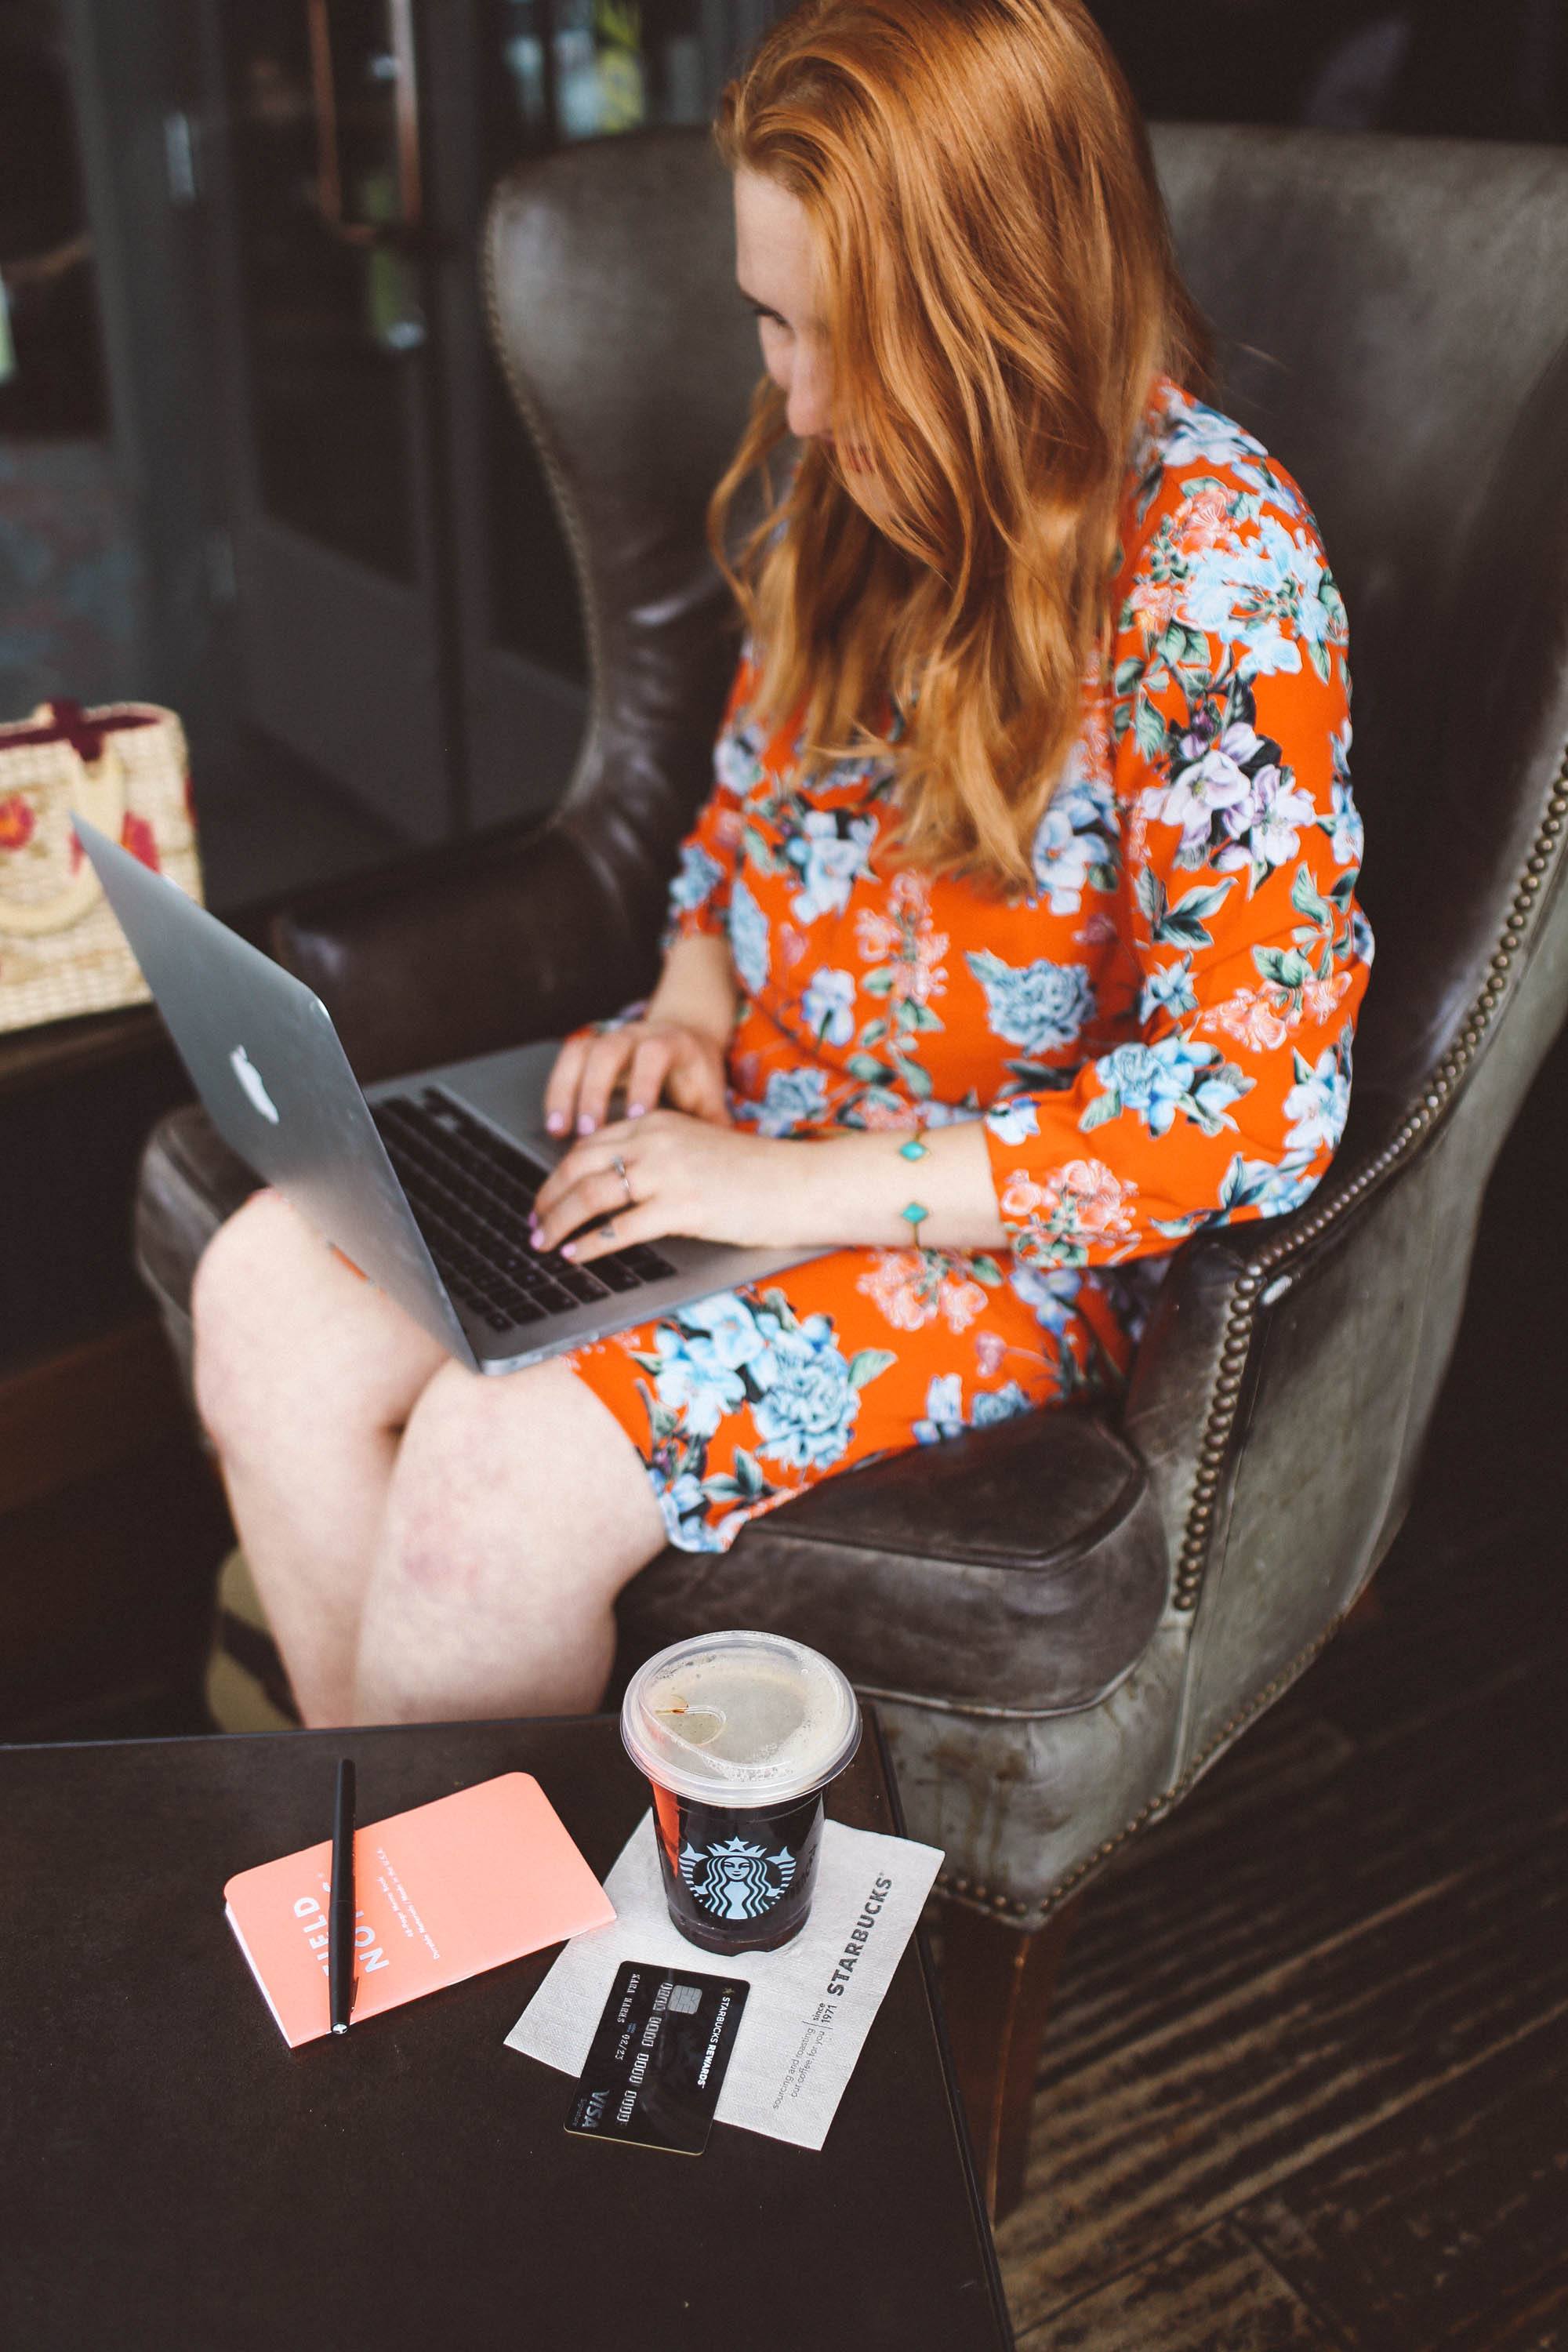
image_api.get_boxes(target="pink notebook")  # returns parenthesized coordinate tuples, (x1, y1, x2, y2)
(224, 1771, 615, 2047)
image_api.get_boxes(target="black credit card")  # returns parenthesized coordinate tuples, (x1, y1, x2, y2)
(565, 1960, 750, 2155)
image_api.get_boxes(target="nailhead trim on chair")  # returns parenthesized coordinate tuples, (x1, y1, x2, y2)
(935, 746, 1568, 1931)
(1169, 746, 1568, 1614)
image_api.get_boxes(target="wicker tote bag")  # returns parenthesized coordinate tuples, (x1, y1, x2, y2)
(0, 699, 203, 1033)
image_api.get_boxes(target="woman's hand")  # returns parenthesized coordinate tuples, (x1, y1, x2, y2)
(543, 1018, 732, 1138)
(531, 1110, 804, 1260)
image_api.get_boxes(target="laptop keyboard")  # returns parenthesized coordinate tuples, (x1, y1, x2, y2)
(370, 1087, 677, 1338)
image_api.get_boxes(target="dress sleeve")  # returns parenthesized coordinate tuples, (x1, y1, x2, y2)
(659, 650, 760, 953)
(982, 474, 1374, 1272)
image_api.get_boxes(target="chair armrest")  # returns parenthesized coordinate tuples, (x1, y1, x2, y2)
(267, 816, 665, 1083)
(616, 1403, 1169, 1713)
(133, 1104, 264, 1405)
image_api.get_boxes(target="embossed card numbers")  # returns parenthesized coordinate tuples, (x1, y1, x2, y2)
(565, 1961, 750, 2155)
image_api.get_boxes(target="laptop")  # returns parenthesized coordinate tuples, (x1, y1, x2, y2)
(77, 818, 824, 1375)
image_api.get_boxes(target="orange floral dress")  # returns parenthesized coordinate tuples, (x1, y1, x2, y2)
(559, 379, 1373, 1552)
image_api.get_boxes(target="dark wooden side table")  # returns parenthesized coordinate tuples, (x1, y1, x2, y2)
(0, 1712, 1013, 2351)
(0, 1004, 226, 1736)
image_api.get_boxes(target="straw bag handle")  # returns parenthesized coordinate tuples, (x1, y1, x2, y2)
(0, 738, 126, 938)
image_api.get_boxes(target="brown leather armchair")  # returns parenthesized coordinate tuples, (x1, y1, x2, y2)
(135, 126, 1568, 2216)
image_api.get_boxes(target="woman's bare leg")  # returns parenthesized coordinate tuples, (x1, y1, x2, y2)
(352, 1356, 667, 1724)
(191, 1188, 448, 1725)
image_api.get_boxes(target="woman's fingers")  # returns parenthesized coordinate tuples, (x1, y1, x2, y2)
(560, 1195, 665, 1263)
(547, 1020, 730, 1137)
(665, 1040, 730, 1125)
(542, 1031, 593, 1136)
(624, 1034, 675, 1119)
(531, 1158, 657, 1258)
(572, 1032, 641, 1134)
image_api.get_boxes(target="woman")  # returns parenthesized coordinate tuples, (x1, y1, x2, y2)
(193, 0, 1372, 1730)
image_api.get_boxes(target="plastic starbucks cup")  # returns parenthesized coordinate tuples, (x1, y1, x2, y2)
(620, 1630, 861, 1955)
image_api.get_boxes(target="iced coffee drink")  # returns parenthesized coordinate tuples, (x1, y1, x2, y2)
(620, 1631, 861, 1955)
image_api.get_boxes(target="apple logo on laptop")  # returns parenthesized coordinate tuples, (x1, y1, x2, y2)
(230, 1044, 281, 1123)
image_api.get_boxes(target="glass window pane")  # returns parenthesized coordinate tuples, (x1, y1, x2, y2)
(224, 0, 423, 579)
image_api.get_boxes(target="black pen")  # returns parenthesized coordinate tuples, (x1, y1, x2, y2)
(328, 1757, 358, 2034)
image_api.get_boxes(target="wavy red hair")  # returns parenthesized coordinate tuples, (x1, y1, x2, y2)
(710, 0, 1210, 892)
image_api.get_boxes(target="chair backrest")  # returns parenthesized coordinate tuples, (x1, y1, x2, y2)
(485, 125, 1568, 1135)
(1151, 127, 1568, 1123)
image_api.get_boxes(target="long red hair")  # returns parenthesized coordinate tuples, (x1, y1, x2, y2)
(710, 0, 1209, 893)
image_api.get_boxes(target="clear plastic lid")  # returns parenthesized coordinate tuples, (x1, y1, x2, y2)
(620, 1630, 860, 1809)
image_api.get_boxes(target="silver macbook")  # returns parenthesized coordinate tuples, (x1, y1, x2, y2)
(77, 818, 823, 1374)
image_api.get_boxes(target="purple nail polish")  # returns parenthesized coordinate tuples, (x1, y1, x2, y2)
(560, 1241, 576, 1259)
(627, 1102, 645, 1117)
(577, 1114, 595, 1135)
(545, 1111, 566, 1134)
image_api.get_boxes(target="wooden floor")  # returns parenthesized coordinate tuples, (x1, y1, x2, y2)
(996, 1060, 1568, 2349)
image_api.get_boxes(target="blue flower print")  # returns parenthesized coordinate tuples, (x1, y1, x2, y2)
(677, 1290, 771, 1375)
(652, 1465, 725, 1553)
(913, 1373, 1031, 1443)
(1138, 954, 1199, 1024)
(1228, 1152, 1324, 1219)
(971, 1381, 1032, 1428)
(1029, 760, 1120, 915)
(802, 966, 856, 1048)
(1085, 1033, 1254, 1138)
(645, 1325, 749, 1439)
(728, 875, 770, 998)
(1283, 1029, 1352, 1156)
(714, 718, 767, 800)
(1178, 516, 1343, 684)
(967, 950, 1096, 1057)
(739, 1063, 830, 1138)
(786, 809, 878, 924)
(669, 840, 724, 916)
(1325, 776, 1363, 869)
(750, 1312, 862, 1470)
(1009, 1261, 1084, 1338)
(1149, 390, 1274, 495)
(985, 1096, 1040, 1147)
(636, 1291, 773, 1443)
(913, 1372, 965, 1444)
(1147, 1144, 1327, 1243)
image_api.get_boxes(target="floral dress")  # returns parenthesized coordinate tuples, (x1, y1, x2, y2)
(558, 379, 1374, 1553)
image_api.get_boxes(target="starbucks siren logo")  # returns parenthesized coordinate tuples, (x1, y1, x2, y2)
(681, 1835, 797, 1922)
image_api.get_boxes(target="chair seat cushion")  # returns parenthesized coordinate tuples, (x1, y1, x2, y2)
(616, 1404, 1171, 1715)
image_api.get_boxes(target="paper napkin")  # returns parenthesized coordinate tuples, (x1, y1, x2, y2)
(506, 1812, 942, 2149)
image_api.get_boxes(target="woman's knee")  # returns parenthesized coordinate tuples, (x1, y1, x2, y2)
(191, 1188, 376, 1452)
(191, 1190, 294, 1439)
(386, 1357, 664, 1593)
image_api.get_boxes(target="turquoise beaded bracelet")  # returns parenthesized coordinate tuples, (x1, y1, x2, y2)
(898, 1133, 930, 1240)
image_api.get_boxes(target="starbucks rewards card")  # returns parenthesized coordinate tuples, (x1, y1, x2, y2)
(506, 1814, 942, 2150)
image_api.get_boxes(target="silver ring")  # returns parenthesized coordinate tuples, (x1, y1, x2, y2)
(612, 1153, 634, 1207)
(601, 1219, 617, 1243)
